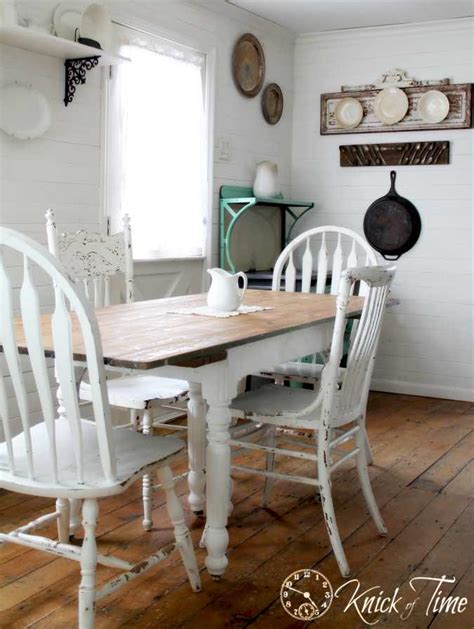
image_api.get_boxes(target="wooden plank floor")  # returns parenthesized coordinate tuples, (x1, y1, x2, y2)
(0, 392, 473, 628)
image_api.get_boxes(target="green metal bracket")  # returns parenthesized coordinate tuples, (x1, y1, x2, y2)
(219, 185, 315, 272)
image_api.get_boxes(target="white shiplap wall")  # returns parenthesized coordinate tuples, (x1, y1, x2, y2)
(291, 18, 474, 401)
(0, 0, 295, 432)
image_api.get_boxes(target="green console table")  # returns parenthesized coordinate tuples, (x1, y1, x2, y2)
(219, 185, 315, 273)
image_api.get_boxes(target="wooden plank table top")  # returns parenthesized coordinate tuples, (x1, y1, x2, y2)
(12, 290, 365, 370)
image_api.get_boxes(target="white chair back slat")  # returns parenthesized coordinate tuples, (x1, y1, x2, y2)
(347, 239, 358, 269)
(285, 251, 296, 292)
(0, 361, 16, 473)
(315, 232, 328, 294)
(20, 256, 58, 481)
(51, 286, 84, 483)
(272, 226, 378, 296)
(0, 252, 34, 478)
(0, 227, 117, 491)
(301, 239, 313, 293)
(330, 233, 343, 295)
(45, 211, 134, 308)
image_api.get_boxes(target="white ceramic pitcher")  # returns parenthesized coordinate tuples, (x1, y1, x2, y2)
(207, 268, 248, 312)
(253, 161, 280, 198)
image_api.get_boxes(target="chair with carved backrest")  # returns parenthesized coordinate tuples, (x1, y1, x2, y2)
(0, 227, 200, 628)
(229, 264, 396, 577)
(45, 210, 192, 531)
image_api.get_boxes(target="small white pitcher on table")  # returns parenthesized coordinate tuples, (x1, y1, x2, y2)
(207, 268, 248, 312)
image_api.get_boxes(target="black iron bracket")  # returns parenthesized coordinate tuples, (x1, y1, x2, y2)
(64, 56, 100, 106)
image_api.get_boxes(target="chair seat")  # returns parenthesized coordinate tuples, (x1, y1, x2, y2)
(260, 361, 324, 383)
(231, 383, 323, 429)
(80, 374, 189, 409)
(0, 419, 185, 499)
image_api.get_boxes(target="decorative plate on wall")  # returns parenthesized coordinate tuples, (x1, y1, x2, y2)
(418, 90, 450, 123)
(374, 87, 409, 125)
(0, 83, 52, 140)
(334, 97, 363, 129)
(232, 33, 265, 97)
(261, 83, 283, 124)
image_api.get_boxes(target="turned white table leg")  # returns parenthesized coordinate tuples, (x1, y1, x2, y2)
(203, 381, 234, 579)
(187, 382, 207, 516)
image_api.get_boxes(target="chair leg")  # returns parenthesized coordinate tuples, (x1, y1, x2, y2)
(142, 474, 153, 531)
(79, 499, 98, 629)
(356, 426, 387, 535)
(318, 457, 351, 578)
(262, 426, 276, 507)
(142, 408, 153, 531)
(362, 422, 374, 465)
(157, 465, 201, 592)
(56, 498, 70, 543)
(69, 498, 82, 536)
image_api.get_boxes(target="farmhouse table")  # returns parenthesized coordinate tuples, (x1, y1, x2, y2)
(13, 289, 365, 578)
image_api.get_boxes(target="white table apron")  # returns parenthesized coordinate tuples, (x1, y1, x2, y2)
(74, 321, 333, 578)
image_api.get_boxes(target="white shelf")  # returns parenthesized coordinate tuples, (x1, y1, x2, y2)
(0, 24, 129, 65)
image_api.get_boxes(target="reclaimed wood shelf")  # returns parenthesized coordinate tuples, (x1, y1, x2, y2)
(321, 83, 473, 135)
(340, 141, 450, 167)
(219, 185, 315, 273)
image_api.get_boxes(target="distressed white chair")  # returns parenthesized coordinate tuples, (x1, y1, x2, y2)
(262, 226, 378, 382)
(229, 265, 395, 577)
(258, 226, 379, 464)
(0, 227, 201, 629)
(45, 210, 195, 531)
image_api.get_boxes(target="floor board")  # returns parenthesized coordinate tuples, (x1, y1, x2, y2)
(0, 393, 472, 628)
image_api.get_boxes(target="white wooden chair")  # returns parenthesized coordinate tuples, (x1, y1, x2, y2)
(262, 226, 378, 382)
(45, 210, 191, 530)
(229, 265, 395, 577)
(0, 227, 201, 629)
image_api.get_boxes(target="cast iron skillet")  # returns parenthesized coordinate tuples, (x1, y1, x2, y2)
(363, 170, 421, 260)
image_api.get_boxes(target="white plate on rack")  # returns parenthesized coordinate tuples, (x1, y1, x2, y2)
(0, 83, 52, 140)
(418, 90, 450, 123)
(334, 97, 364, 129)
(374, 87, 409, 125)
(53, 2, 83, 41)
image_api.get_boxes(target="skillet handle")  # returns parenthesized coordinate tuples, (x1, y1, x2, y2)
(389, 170, 397, 194)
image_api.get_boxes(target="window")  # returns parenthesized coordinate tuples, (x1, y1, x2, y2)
(108, 27, 210, 259)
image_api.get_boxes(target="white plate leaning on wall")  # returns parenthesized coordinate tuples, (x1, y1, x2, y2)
(334, 97, 364, 129)
(374, 87, 409, 125)
(418, 90, 450, 124)
(53, 2, 83, 40)
(80, 3, 112, 50)
(0, 83, 52, 140)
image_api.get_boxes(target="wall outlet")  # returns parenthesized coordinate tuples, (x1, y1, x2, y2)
(216, 136, 231, 161)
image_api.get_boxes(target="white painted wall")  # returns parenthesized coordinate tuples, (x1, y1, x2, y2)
(0, 0, 295, 431)
(291, 18, 474, 401)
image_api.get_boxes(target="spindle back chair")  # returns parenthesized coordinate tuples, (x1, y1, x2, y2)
(230, 265, 396, 577)
(0, 227, 200, 628)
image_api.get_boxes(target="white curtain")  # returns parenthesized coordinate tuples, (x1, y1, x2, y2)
(113, 31, 207, 258)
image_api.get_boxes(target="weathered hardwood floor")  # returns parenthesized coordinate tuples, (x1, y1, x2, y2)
(0, 393, 472, 628)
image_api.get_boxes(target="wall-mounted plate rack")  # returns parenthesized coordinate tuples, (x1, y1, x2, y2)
(321, 83, 473, 135)
(0, 25, 129, 105)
